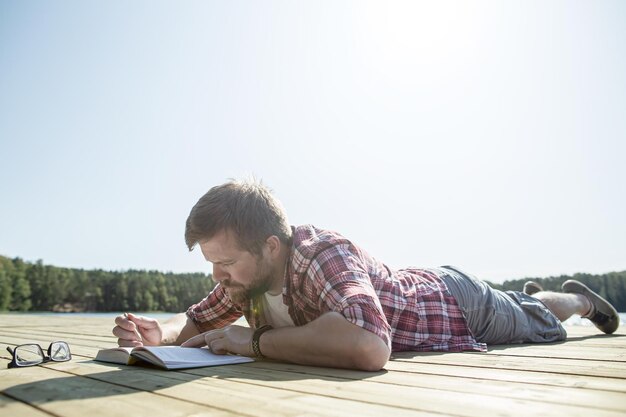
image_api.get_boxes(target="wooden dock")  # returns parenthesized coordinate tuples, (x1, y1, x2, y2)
(1, 313, 625, 417)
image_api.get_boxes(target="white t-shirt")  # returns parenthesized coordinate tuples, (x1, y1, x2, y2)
(262, 292, 295, 328)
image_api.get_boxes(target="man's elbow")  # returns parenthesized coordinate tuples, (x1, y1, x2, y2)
(353, 336, 391, 371)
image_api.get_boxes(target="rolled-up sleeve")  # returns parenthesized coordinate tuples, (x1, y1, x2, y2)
(186, 284, 243, 333)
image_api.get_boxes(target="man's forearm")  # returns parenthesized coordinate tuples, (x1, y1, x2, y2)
(161, 313, 200, 345)
(259, 312, 390, 371)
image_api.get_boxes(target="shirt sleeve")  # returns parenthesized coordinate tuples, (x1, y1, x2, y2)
(186, 284, 243, 333)
(304, 244, 392, 349)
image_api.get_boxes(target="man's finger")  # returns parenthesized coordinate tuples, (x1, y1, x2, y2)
(118, 338, 143, 348)
(114, 315, 136, 331)
(126, 313, 159, 329)
(181, 332, 208, 347)
(118, 313, 141, 342)
(182, 328, 223, 347)
(112, 326, 140, 341)
(208, 338, 228, 355)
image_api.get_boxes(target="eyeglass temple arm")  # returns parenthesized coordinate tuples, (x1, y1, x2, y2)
(6, 346, 14, 354)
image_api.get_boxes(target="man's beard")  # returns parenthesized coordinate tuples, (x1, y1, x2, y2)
(223, 257, 273, 304)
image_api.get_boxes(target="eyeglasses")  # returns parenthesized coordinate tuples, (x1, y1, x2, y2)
(6, 341, 72, 368)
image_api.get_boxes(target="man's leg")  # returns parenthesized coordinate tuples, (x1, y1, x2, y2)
(527, 279, 620, 334)
(532, 291, 591, 322)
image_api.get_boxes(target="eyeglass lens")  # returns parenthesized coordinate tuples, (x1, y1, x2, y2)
(13, 344, 45, 366)
(49, 342, 71, 361)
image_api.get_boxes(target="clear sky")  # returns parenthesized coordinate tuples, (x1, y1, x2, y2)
(1, 1, 625, 283)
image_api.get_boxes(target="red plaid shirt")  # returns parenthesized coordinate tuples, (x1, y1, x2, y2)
(187, 225, 487, 352)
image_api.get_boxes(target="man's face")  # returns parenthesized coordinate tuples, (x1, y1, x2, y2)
(199, 230, 274, 304)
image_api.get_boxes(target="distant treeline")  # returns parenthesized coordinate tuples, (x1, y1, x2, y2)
(0, 255, 216, 312)
(486, 271, 626, 311)
(1, 255, 625, 312)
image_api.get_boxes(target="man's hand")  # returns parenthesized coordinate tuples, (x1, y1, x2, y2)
(113, 313, 163, 347)
(181, 325, 255, 357)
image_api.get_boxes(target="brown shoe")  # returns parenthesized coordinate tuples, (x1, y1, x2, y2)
(561, 280, 619, 334)
(523, 281, 543, 295)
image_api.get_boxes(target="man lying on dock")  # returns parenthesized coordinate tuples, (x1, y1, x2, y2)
(112, 179, 620, 371)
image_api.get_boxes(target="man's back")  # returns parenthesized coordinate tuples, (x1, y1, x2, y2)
(284, 225, 486, 352)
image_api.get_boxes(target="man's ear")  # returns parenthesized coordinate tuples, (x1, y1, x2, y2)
(265, 235, 281, 258)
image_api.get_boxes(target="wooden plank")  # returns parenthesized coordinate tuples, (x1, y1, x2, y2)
(36, 358, 626, 417)
(180, 361, 626, 413)
(0, 366, 238, 417)
(0, 393, 54, 417)
(483, 346, 626, 362)
(0, 315, 111, 329)
(0, 325, 114, 344)
(245, 358, 626, 393)
(383, 360, 626, 392)
(45, 338, 626, 417)
(390, 352, 626, 378)
(25, 360, 435, 417)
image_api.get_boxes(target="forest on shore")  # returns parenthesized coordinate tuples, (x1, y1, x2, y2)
(0, 255, 215, 312)
(1, 255, 625, 312)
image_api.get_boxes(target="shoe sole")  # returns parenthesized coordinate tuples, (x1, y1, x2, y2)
(561, 280, 619, 334)
(523, 281, 543, 296)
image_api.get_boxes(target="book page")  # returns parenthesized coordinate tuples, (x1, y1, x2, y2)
(94, 347, 134, 365)
(132, 346, 253, 369)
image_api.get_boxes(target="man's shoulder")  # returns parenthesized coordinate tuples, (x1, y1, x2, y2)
(292, 224, 350, 250)
(290, 225, 353, 270)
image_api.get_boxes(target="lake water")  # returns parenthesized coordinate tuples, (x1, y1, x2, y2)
(5, 311, 625, 327)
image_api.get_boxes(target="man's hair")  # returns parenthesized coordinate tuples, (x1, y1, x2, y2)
(185, 178, 292, 255)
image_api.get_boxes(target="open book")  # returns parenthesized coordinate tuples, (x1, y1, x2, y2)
(95, 346, 254, 370)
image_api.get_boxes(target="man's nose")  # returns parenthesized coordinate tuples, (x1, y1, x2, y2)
(212, 265, 229, 282)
